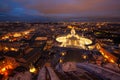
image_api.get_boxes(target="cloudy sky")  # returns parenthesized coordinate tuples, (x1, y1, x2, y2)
(0, 0, 120, 17)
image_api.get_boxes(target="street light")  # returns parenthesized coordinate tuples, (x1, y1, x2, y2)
(61, 52, 66, 56)
(29, 65, 36, 73)
(59, 58, 63, 63)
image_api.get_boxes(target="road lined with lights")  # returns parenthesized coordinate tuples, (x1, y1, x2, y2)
(96, 43, 118, 63)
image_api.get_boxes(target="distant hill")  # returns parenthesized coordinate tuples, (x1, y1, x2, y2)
(0, 15, 120, 22)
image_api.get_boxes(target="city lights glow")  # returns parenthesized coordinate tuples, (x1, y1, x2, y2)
(97, 44, 117, 64)
(56, 26, 93, 49)
(0, 57, 19, 76)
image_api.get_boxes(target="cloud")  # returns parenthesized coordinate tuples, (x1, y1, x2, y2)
(0, 0, 15, 12)
(8, 8, 41, 16)
(0, 0, 42, 16)
(22, 0, 120, 17)
(0, 0, 120, 17)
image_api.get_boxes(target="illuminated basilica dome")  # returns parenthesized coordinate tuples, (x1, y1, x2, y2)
(56, 26, 93, 50)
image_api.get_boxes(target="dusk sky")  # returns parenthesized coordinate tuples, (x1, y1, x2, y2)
(0, 0, 120, 17)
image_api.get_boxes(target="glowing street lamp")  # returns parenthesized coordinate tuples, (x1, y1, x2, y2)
(61, 52, 66, 56)
(4, 47, 9, 51)
(29, 66, 36, 73)
(59, 58, 63, 63)
(82, 55, 87, 59)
